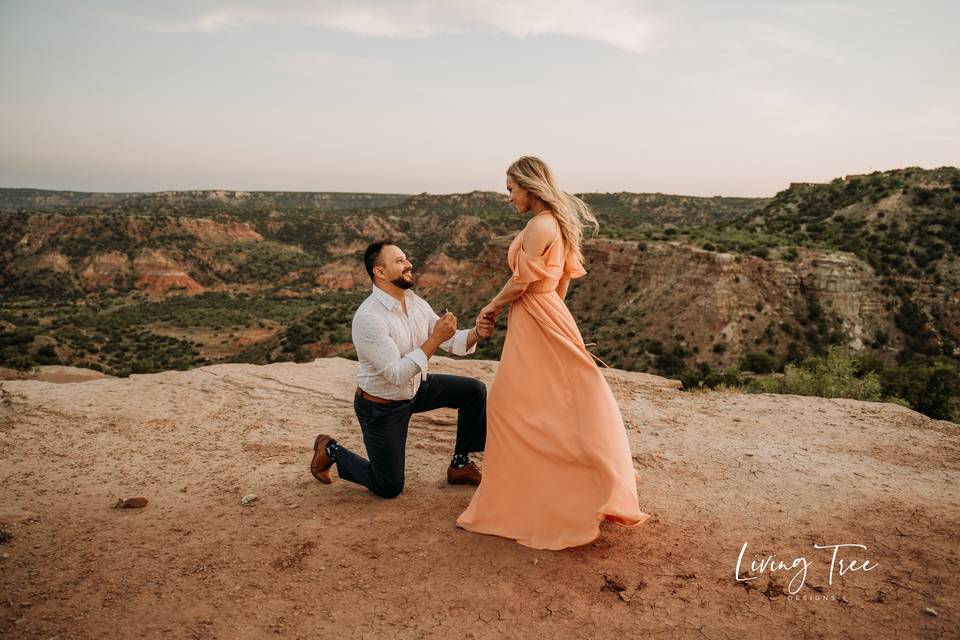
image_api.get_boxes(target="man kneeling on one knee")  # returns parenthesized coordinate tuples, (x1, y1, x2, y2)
(310, 239, 494, 498)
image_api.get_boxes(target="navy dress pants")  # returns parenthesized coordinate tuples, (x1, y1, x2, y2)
(333, 374, 487, 499)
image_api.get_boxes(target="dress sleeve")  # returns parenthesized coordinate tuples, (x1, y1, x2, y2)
(563, 252, 587, 279)
(510, 248, 555, 284)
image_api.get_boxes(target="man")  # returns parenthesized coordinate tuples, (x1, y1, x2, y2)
(309, 240, 494, 498)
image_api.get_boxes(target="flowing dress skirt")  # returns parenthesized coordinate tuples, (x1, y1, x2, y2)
(457, 279, 650, 550)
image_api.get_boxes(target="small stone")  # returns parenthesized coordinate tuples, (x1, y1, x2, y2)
(532, 558, 539, 565)
(602, 574, 627, 592)
(113, 497, 148, 509)
(618, 592, 631, 603)
(241, 494, 258, 506)
(924, 607, 938, 617)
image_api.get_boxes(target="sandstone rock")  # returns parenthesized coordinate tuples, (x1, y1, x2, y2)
(113, 497, 148, 509)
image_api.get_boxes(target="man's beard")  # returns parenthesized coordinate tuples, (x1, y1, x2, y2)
(391, 272, 414, 289)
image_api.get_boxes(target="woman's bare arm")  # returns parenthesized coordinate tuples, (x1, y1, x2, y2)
(489, 278, 528, 308)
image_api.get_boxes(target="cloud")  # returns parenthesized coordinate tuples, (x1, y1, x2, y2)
(133, 0, 658, 53)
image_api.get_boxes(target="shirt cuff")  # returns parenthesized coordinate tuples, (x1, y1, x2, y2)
(451, 328, 476, 356)
(408, 347, 429, 379)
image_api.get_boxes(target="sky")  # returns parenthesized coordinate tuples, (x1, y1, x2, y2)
(0, 1, 957, 197)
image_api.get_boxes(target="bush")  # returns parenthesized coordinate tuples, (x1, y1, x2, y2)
(778, 347, 882, 401)
(913, 188, 934, 205)
(680, 360, 745, 390)
(880, 357, 960, 421)
(741, 351, 776, 374)
(37, 344, 56, 356)
(36, 344, 60, 365)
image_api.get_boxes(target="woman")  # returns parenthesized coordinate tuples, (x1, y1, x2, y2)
(456, 156, 650, 550)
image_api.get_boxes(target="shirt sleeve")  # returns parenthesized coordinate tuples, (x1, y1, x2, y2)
(352, 312, 427, 386)
(444, 328, 477, 356)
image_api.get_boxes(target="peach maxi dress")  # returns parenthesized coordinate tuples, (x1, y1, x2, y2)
(457, 218, 650, 550)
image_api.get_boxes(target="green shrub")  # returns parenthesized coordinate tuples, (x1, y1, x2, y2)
(879, 356, 960, 421)
(741, 351, 776, 374)
(777, 347, 882, 401)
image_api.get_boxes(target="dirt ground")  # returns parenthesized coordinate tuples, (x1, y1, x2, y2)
(0, 357, 957, 639)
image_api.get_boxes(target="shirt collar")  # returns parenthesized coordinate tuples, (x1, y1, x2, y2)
(372, 284, 410, 311)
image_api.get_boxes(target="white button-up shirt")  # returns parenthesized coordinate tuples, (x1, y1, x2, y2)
(352, 285, 476, 400)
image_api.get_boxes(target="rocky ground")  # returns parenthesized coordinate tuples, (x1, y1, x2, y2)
(0, 357, 957, 639)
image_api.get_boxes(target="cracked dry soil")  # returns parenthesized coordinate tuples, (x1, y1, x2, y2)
(0, 357, 957, 639)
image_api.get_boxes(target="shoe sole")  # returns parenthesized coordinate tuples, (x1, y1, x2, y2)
(447, 476, 481, 486)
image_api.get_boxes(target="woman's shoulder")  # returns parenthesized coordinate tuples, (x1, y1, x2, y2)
(523, 211, 558, 236)
(521, 212, 558, 255)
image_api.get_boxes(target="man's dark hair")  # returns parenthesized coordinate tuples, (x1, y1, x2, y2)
(364, 240, 395, 280)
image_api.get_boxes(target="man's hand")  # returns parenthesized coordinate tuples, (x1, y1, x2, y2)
(431, 311, 457, 343)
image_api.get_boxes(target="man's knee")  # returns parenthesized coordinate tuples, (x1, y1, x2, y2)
(370, 474, 404, 499)
(467, 378, 486, 400)
(372, 482, 404, 499)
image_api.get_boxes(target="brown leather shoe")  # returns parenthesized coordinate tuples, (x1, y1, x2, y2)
(447, 461, 482, 486)
(310, 434, 334, 484)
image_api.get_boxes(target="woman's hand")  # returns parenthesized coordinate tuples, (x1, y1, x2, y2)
(475, 304, 499, 338)
(475, 313, 495, 338)
(479, 303, 501, 325)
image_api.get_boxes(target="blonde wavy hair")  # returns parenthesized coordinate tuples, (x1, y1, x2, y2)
(506, 155, 598, 265)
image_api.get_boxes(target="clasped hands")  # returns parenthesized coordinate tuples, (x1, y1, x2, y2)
(476, 303, 501, 338)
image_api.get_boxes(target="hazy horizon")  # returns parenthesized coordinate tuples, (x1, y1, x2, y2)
(1, 1, 957, 198)
(1, 163, 956, 200)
